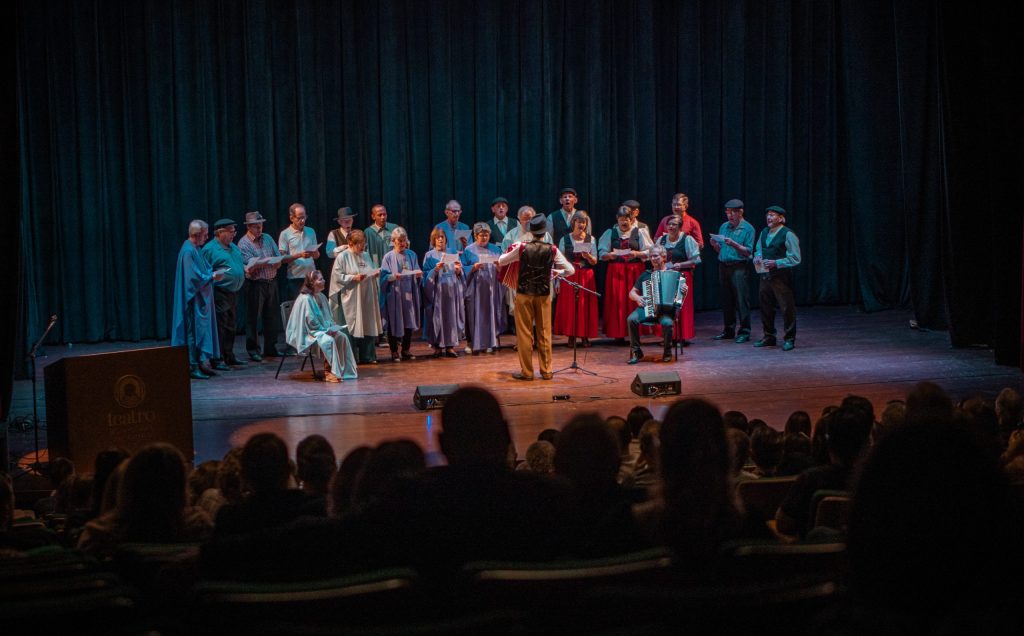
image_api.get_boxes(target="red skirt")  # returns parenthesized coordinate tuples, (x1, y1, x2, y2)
(553, 268, 598, 337)
(603, 261, 647, 338)
(672, 269, 695, 341)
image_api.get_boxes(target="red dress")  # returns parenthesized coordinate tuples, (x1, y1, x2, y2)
(658, 234, 697, 341)
(602, 229, 646, 339)
(553, 236, 598, 337)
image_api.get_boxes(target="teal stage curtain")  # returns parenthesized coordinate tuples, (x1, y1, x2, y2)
(14, 0, 1021, 365)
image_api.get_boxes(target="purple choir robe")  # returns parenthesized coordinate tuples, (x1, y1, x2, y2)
(379, 249, 422, 335)
(422, 249, 465, 348)
(462, 243, 506, 351)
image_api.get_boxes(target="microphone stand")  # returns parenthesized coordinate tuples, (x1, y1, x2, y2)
(553, 274, 601, 376)
(27, 315, 58, 474)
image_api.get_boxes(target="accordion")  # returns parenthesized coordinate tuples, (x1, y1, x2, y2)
(642, 270, 685, 319)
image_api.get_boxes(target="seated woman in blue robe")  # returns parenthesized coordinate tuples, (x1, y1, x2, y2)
(285, 270, 358, 383)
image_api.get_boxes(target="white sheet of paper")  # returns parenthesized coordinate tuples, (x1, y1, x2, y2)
(572, 241, 594, 254)
(441, 253, 460, 265)
(399, 269, 423, 278)
(709, 234, 726, 245)
(475, 253, 498, 265)
(254, 255, 285, 265)
(612, 248, 632, 257)
(753, 257, 768, 274)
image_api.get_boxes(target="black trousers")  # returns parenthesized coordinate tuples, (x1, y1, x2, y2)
(719, 262, 752, 335)
(245, 279, 280, 357)
(759, 270, 796, 341)
(387, 328, 413, 354)
(213, 288, 239, 362)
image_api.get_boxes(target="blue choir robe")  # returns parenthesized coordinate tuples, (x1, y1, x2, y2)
(422, 249, 465, 347)
(462, 243, 506, 351)
(171, 240, 220, 362)
(285, 292, 358, 380)
(379, 249, 422, 335)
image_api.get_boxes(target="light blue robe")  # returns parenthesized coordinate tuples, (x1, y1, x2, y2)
(171, 240, 219, 363)
(285, 292, 358, 380)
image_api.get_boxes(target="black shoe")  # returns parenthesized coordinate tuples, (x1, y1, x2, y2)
(681, 339, 692, 347)
(249, 353, 263, 362)
(401, 351, 416, 361)
(199, 364, 219, 377)
(782, 340, 795, 351)
(211, 361, 231, 371)
(662, 349, 673, 362)
(189, 366, 211, 380)
(734, 334, 750, 344)
(753, 337, 777, 348)
(628, 349, 644, 365)
(227, 358, 247, 367)
(581, 338, 592, 348)
(713, 331, 735, 340)
(444, 349, 459, 358)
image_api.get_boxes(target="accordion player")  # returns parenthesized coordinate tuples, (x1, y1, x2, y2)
(641, 269, 687, 318)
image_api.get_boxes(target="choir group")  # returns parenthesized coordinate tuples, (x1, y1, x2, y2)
(174, 190, 707, 380)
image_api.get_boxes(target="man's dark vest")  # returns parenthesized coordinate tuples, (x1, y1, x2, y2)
(550, 210, 572, 247)
(331, 228, 350, 249)
(759, 226, 791, 260)
(488, 218, 517, 245)
(517, 241, 555, 296)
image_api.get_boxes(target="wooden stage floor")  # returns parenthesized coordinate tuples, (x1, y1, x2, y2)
(8, 306, 1024, 467)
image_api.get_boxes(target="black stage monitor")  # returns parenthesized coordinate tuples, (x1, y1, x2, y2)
(413, 384, 459, 410)
(631, 371, 681, 398)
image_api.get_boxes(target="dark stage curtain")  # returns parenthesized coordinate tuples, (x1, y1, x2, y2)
(14, 0, 1021, 365)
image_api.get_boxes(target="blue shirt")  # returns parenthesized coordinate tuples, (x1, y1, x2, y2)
(202, 239, 246, 292)
(715, 219, 755, 263)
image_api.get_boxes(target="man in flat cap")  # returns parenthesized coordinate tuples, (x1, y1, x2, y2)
(278, 203, 320, 300)
(172, 220, 222, 379)
(622, 199, 653, 240)
(487, 197, 517, 246)
(203, 218, 248, 369)
(710, 199, 755, 343)
(237, 211, 283, 362)
(753, 206, 801, 350)
(549, 187, 589, 247)
(498, 211, 575, 380)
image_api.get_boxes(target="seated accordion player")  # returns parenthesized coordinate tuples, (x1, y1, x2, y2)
(641, 269, 687, 319)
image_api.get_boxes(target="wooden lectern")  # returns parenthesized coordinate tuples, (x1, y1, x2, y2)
(44, 346, 194, 467)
